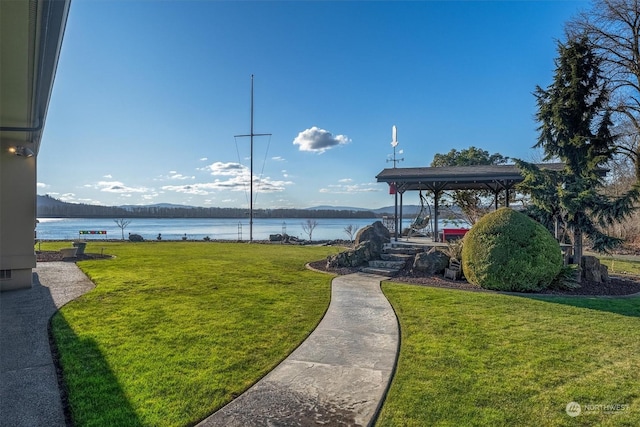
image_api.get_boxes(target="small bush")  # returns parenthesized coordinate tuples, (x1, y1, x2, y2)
(462, 208, 562, 292)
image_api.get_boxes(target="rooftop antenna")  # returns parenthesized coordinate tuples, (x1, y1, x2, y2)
(234, 74, 272, 242)
(387, 125, 404, 168)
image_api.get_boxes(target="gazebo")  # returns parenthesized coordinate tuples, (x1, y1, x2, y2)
(375, 163, 565, 241)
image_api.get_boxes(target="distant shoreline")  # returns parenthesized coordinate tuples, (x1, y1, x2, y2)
(37, 195, 445, 220)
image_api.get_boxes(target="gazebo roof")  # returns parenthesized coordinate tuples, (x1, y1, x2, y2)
(376, 163, 566, 192)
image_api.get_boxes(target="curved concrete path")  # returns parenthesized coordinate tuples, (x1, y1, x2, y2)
(198, 272, 399, 427)
(1, 266, 398, 427)
(0, 262, 95, 427)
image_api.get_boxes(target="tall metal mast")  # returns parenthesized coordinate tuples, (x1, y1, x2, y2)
(235, 75, 271, 242)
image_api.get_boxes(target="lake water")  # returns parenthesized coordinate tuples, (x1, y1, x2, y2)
(36, 217, 422, 241)
(36, 217, 470, 242)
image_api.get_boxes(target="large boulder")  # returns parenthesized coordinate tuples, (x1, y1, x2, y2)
(327, 221, 390, 268)
(128, 233, 144, 242)
(462, 208, 563, 292)
(581, 256, 610, 283)
(412, 247, 450, 274)
(327, 241, 378, 268)
(354, 221, 390, 258)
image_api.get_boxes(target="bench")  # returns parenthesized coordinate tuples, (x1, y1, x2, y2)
(441, 228, 469, 242)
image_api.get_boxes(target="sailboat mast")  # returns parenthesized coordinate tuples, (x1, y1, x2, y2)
(234, 75, 271, 243)
(250, 74, 254, 242)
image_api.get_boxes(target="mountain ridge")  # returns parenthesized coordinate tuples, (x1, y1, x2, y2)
(38, 195, 425, 215)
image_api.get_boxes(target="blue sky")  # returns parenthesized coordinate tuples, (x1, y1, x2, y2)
(39, 0, 589, 209)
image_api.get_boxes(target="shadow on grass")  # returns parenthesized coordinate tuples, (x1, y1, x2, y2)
(524, 294, 640, 318)
(49, 304, 141, 426)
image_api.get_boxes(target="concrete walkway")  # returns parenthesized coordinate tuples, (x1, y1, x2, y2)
(0, 262, 95, 427)
(1, 266, 398, 427)
(198, 272, 399, 427)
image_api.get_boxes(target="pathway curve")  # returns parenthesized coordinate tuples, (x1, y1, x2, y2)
(0, 262, 95, 427)
(198, 273, 399, 427)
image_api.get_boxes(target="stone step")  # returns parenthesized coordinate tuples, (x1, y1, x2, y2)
(381, 253, 414, 262)
(360, 267, 399, 277)
(384, 242, 425, 249)
(382, 246, 421, 256)
(368, 259, 407, 269)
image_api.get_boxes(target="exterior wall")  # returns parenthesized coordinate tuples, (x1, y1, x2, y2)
(0, 142, 37, 291)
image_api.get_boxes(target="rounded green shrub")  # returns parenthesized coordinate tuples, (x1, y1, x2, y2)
(461, 207, 562, 292)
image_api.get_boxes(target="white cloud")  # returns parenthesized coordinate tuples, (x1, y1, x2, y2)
(203, 161, 246, 176)
(163, 161, 292, 195)
(319, 182, 380, 194)
(103, 174, 113, 178)
(272, 156, 286, 162)
(293, 126, 350, 153)
(156, 171, 195, 181)
(160, 183, 211, 195)
(199, 157, 208, 161)
(37, 182, 49, 189)
(95, 180, 149, 194)
(338, 178, 353, 183)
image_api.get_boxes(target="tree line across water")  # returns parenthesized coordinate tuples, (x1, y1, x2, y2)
(36, 195, 377, 219)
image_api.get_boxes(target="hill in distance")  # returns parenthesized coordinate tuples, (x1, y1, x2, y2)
(39, 195, 413, 214)
(120, 203, 196, 211)
(36, 195, 380, 219)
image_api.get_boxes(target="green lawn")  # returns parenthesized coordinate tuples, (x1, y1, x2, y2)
(45, 241, 640, 426)
(598, 257, 640, 276)
(377, 283, 640, 426)
(47, 241, 341, 426)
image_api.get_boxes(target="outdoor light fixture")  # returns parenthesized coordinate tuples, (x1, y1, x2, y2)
(8, 146, 34, 158)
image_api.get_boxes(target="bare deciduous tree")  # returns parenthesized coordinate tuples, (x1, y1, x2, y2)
(568, 0, 640, 180)
(301, 219, 319, 241)
(602, 153, 640, 245)
(344, 224, 358, 246)
(114, 218, 131, 240)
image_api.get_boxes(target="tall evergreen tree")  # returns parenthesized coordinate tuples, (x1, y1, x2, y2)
(517, 37, 640, 263)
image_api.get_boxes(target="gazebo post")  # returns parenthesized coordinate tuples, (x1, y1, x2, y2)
(433, 189, 440, 243)
(393, 182, 399, 241)
(399, 190, 404, 240)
